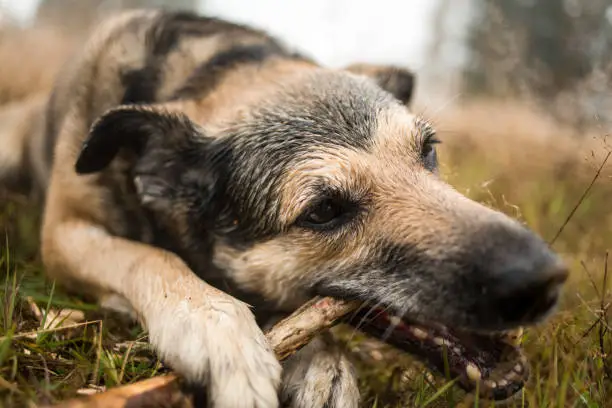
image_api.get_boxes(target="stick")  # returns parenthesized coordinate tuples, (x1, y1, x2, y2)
(46, 296, 361, 408)
(267, 296, 361, 361)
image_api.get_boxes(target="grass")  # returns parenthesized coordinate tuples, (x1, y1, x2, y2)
(1, 101, 611, 408)
(0, 194, 172, 407)
(0, 15, 612, 407)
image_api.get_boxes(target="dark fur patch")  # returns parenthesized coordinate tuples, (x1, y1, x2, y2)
(120, 11, 286, 105)
(172, 43, 307, 100)
(43, 89, 58, 168)
(203, 78, 390, 245)
(75, 107, 201, 174)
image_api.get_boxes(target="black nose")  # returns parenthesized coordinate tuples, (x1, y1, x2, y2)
(493, 255, 568, 325)
(472, 222, 569, 328)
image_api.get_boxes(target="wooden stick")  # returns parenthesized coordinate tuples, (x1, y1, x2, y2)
(267, 296, 361, 361)
(46, 296, 361, 408)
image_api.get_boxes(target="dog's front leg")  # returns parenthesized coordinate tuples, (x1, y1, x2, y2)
(280, 333, 359, 408)
(42, 219, 281, 408)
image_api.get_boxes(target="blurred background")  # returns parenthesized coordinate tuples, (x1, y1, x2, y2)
(1, 0, 612, 129)
(0, 1, 611, 407)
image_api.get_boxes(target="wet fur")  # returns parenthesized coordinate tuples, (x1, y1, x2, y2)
(0, 9, 567, 408)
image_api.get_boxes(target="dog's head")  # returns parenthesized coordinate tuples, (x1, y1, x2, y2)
(76, 62, 567, 400)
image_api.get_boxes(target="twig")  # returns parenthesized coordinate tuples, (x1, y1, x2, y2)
(0, 320, 103, 342)
(549, 150, 610, 245)
(266, 296, 361, 360)
(580, 260, 601, 300)
(44, 296, 360, 408)
(599, 252, 612, 380)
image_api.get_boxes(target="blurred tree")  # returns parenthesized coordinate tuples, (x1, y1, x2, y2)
(463, 0, 612, 127)
(35, 0, 199, 32)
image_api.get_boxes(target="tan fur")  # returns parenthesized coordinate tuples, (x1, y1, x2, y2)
(0, 94, 48, 193)
(212, 105, 525, 313)
(2, 9, 566, 408)
(281, 334, 359, 408)
(186, 59, 318, 129)
(36, 11, 286, 407)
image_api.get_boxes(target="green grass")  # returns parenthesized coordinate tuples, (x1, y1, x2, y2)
(0, 194, 170, 407)
(1, 119, 611, 407)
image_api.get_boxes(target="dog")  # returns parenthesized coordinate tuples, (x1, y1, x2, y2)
(0, 9, 568, 408)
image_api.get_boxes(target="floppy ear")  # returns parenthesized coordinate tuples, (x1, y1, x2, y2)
(75, 106, 199, 174)
(344, 63, 416, 107)
(75, 106, 215, 211)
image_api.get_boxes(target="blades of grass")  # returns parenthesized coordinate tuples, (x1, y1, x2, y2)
(419, 378, 459, 408)
(2, 270, 18, 334)
(599, 252, 611, 380)
(37, 280, 56, 344)
(148, 359, 164, 379)
(100, 349, 119, 387)
(556, 365, 572, 408)
(0, 319, 102, 342)
(413, 371, 428, 405)
(440, 345, 456, 405)
(90, 320, 103, 387)
(4, 233, 9, 268)
(534, 363, 543, 406)
(2, 238, 17, 335)
(0, 375, 21, 394)
(0, 332, 13, 367)
(9, 354, 17, 381)
(581, 261, 601, 299)
(20, 294, 98, 312)
(118, 341, 135, 384)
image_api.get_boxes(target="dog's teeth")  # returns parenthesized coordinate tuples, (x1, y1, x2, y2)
(466, 363, 482, 382)
(453, 347, 462, 355)
(513, 363, 523, 374)
(388, 316, 402, 326)
(497, 379, 508, 388)
(504, 370, 519, 382)
(410, 327, 428, 340)
(433, 337, 450, 346)
(484, 380, 497, 389)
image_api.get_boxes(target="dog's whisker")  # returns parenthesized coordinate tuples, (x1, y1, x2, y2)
(346, 299, 388, 342)
(380, 304, 410, 343)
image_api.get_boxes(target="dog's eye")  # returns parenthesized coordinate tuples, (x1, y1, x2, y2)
(298, 198, 349, 230)
(421, 135, 441, 171)
(307, 199, 342, 224)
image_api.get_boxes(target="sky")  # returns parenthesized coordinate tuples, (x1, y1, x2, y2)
(204, 0, 438, 69)
(0, 0, 475, 105)
(200, 0, 474, 105)
(0, 0, 39, 22)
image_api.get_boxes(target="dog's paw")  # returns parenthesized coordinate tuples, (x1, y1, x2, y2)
(146, 292, 282, 408)
(280, 335, 359, 408)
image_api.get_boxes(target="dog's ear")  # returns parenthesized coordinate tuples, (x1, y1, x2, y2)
(344, 63, 416, 107)
(76, 106, 217, 211)
(75, 106, 199, 174)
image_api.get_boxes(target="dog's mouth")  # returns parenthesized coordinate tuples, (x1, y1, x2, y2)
(344, 306, 528, 401)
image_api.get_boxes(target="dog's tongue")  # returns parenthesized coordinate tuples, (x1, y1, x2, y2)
(344, 307, 529, 401)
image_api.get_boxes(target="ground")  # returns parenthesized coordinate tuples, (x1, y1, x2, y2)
(1, 24, 612, 408)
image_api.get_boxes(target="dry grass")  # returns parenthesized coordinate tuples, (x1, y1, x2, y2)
(1, 18, 612, 408)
